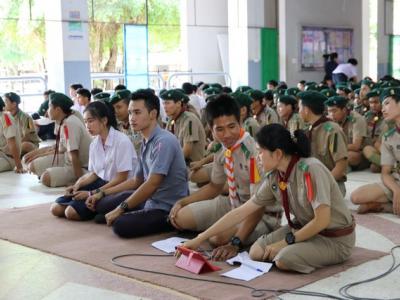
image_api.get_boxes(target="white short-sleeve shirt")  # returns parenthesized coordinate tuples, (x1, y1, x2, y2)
(332, 63, 357, 79)
(88, 127, 138, 181)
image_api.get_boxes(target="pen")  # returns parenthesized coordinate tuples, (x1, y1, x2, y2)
(240, 261, 263, 273)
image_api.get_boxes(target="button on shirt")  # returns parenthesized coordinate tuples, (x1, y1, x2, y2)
(88, 127, 137, 181)
(135, 125, 189, 211)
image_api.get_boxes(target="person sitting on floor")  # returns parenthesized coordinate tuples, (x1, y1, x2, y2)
(87, 90, 188, 238)
(50, 101, 137, 221)
(180, 124, 355, 274)
(4, 92, 41, 156)
(170, 94, 282, 261)
(0, 96, 23, 173)
(24, 93, 92, 187)
(351, 88, 400, 215)
(32, 89, 56, 141)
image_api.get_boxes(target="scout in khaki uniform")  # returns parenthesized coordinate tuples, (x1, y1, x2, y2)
(351, 87, 400, 215)
(362, 89, 390, 173)
(359, 79, 375, 104)
(297, 91, 348, 196)
(248, 89, 279, 126)
(277, 95, 304, 134)
(162, 89, 206, 165)
(232, 92, 260, 137)
(0, 96, 23, 173)
(4, 92, 41, 155)
(180, 124, 355, 274)
(24, 93, 92, 187)
(284, 87, 300, 98)
(326, 96, 368, 170)
(171, 95, 282, 261)
(109, 89, 142, 156)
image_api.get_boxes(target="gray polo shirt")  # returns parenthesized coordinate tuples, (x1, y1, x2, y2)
(135, 125, 189, 211)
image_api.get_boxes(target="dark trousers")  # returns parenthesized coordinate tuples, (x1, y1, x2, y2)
(95, 190, 137, 215)
(332, 73, 348, 84)
(113, 208, 174, 238)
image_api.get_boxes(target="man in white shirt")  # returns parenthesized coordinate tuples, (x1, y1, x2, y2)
(182, 82, 206, 116)
(332, 58, 358, 84)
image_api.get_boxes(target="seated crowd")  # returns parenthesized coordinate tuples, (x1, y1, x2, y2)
(1, 75, 400, 274)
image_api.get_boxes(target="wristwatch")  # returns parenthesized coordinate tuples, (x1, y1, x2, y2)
(285, 232, 296, 245)
(119, 201, 129, 212)
(230, 236, 243, 249)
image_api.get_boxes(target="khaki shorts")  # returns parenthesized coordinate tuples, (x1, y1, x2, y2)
(31, 154, 65, 176)
(376, 182, 395, 202)
(0, 152, 15, 172)
(188, 195, 280, 245)
(256, 225, 355, 273)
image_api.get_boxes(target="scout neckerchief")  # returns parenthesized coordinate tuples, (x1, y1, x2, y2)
(170, 107, 186, 134)
(52, 114, 70, 166)
(277, 155, 301, 229)
(224, 128, 249, 209)
(308, 115, 329, 143)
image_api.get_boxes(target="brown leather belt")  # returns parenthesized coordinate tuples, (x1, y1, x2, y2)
(319, 215, 356, 238)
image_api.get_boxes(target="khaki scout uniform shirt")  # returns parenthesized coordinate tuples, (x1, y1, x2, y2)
(255, 106, 279, 126)
(0, 112, 21, 156)
(353, 104, 369, 116)
(253, 157, 353, 230)
(167, 111, 206, 163)
(56, 114, 92, 168)
(281, 113, 305, 134)
(117, 120, 142, 156)
(14, 109, 41, 146)
(308, 120, 348, 176)
(381, 127, 400, 181)
(340, 111, 367, 148)
(243, 116, 260, 138)
(364, 111, 386, 146)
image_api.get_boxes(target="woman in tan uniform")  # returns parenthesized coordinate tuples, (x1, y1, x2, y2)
(180, 124, 355, 273)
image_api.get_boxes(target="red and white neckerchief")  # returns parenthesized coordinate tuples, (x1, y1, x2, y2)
(224, 128, 249, 209)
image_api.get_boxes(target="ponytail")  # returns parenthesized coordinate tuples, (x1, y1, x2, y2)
(255, 124, 310, 158)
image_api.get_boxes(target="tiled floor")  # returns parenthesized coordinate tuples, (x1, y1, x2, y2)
(0, 169, 399, 299)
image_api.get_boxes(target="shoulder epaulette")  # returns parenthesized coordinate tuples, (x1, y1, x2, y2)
(210, 142, 222, 153)
(364, 111, 372, 118)
(347, 114, 356, 123)
(240, 143, 251, 159)
(298, 160, 309, 172)
(323, 122, 333, 132)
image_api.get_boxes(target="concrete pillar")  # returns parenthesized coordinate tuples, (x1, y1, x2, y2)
(45, 0, 91, 94)
(377, 0, 390, 78)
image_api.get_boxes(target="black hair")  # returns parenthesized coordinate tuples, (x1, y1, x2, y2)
(299, 80, 306, 85)
(70, 83, 83, 90)
(329, 101, 347, 109)
(91, 87, 103, 96)
(330, 52, 338, 60)
(182, 82, 194, 95)
(205, 94, 240, 127)
(301, 100, 325, 115)
(196, 81, 204, 88)
(76, 88, 91, 100)
(222, 86, 233, 93)
(278, 81, 288, 90)
(256, 124, 310, 157)
(348, 58, 358, 66)
(114, 84, 127, 91)
(131, 90, 160, 118)
(0, 96, 4, 111)
(83, 101, 117, 130)
(4, 92, 21, 105)
(44, 89, 55, 96)
(268, 80, 278, 87)
(264, 90, 274, 101)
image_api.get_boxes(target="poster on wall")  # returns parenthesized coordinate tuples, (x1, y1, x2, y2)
(301, 26, 353, 71)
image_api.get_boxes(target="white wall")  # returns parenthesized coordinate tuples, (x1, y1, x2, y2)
(280, 0, 363, 86)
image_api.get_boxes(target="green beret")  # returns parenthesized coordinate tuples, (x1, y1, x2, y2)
(209, 83, 223, 91)
(324, 96, 348, 107)
(247, 89, 264, 101)
(278, 95, 297, 106)
(94, 92, 111, 102)
(336, 85, 351, 94)
(353, 88, 361, 96)
(235, 86, 252, 93)
(110, 89, 131, 105)
(285, 87, 300, 97)
(275, 88, 286, 95)
(304, 83, 318, 91)
(49, 93, 74, 110)
(4, 92, 21, 104)
(160, 89, 188, 103)
(263, 90, 274, 100)
(350, 83, 361, 91)
(203, 87, 220, 97)
(0, 96, 4, 109)
(320, 89, 337, 98)
(366, 89, 381, 99)
(233, 92, 252, 108)
(380, 80, 400, 88)
(380, 87, 400, 101)
(298, 91, 328, 107)
(361, 79, 375, 89)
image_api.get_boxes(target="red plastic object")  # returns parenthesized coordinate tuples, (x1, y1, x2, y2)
(175, 246, 221, 274)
